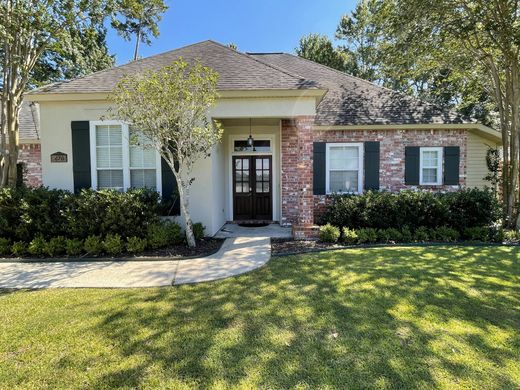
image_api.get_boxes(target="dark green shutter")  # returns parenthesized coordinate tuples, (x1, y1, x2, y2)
(405, 146, 420, 185)
(364, 141, 380, 190)
(444, 146, 460, 185)
(313, 142, 326, 195)
(161, 158, 180, 215)
(71, 121, 91, 193)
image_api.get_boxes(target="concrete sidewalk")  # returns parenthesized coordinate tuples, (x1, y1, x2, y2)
(0, 237, 270, 289)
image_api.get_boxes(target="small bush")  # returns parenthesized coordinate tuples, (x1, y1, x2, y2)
(379, 228, 403, 243)
(414, 226, 430, 242)
(319, 224, 340, 243)
(126, 236, 147, 254)
(341, 227, 358, 245)
(0, 238, 10, 256)
(432, 226, 460, 242)
(46, 236, 67, 257)
(192, 223, 205, 241)
(147, 223, 169, 249)
(11, 241, 27, 257)
(166, 222, 183, 245)
(491, 227, 505, 243)
(463, 227, 490, 242)
(356, 228, 378, 244)
(65, 239, 84, 257)
(84, 235, 104, 256)
(503, 229, 519, 243)
(401, 226, 413, 243)
(28, 236, 47, 257)
(103, 234, 123, 256)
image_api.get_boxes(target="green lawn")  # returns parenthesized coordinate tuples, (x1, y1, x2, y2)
(0, 246, 519, 389)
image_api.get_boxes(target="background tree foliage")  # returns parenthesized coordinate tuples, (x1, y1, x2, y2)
(0, 0, 167, 188)
(297, 0, 518, 227)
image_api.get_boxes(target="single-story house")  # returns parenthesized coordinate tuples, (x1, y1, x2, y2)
(24, 40, 502, 238)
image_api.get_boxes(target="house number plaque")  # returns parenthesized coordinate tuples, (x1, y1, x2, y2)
(50, 152, 68, 163)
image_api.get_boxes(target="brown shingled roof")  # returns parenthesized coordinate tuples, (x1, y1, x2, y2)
(30, 40, 319, 94)
(248, 53, 470, 126)
(0, 101, 40, 141)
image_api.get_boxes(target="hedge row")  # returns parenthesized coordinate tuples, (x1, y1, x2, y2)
(0, 221, 205, 258)
(0, 187, 161, 242)
(319, 224, 504, 245)
(318, 189, 500, 233)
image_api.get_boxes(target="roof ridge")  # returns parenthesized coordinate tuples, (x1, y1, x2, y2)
(277, 52, 471, 122)
(205, 40, 315, 85)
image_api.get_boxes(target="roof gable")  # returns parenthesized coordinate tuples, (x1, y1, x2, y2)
(31, 41, 319, 95)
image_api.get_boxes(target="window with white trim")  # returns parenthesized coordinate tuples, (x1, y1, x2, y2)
(90, 121, 161, 193)
(326, 143, 364, 194)
(420, 147, 443, 185)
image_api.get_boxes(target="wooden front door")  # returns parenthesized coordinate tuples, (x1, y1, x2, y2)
(233, 156, 272, 221)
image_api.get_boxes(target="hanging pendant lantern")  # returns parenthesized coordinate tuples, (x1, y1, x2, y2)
(247, 118, 254, 148)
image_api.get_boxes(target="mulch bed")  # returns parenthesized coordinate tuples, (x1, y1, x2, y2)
(271, 238, 517, 257)
(0, 238, 225, 262)
(271, 238, 346, 256)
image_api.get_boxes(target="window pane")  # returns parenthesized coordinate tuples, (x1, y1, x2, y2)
(98, 170, 123, 190)
(235, 159, 242, 169)
(330, 171, 358, 193)
(235, 183, 242, 193)
(256, 158, 262, 169)
(422, 168, 438, 184)
(109, 146, 123, 167)
(243, 181, 250, 193)
(263, 182, 269, 192)
(130, 169, 156, 189)
(242, 159, 249, 169)
(330, 146, 359, 170)
(256, 182, 263, 193)
(422, 151, 438, 168)
(109, 125, 122, 145)
(96, 126, 110, 146)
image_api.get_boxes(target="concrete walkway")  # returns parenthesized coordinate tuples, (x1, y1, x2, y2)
(0, 237, 270, 289)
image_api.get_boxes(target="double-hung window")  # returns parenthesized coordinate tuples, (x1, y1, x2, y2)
(326, 143, 363, 194)
(90, 121, 161, 193)
(419, 147, 443, 185)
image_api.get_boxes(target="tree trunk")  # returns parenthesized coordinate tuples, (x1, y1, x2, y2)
(172, 168, 197, 248)
(133, 29, 141, 61)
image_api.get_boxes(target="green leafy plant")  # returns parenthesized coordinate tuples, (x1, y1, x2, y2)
(126, 236, 147, 254)
(341, 227, 358, 245)
(192, 222, 205, 241)
(379, 228, 403, 243)
(356, 228, 378, 244)
(432, 227, 460, 242)
(401, 226, 413, 243)
(84, 235, 104, 256)
(28, 236, 47, 257)
(463, 227, 490, 242)
(503, 230, 519, 244)
(414, 226, 430, 242)
(0, 238, 10, 256)
(319, 223, 340, 243)
(11, 241, 27, 257)
(65, 239, 84, 257)
(103, 234, 123, 256)
(45, 236, 67, 257)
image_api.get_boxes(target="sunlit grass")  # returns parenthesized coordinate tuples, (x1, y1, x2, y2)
(0, 246, 518, 389)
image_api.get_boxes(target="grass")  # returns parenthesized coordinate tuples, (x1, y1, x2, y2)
(0, 246, 519, 389)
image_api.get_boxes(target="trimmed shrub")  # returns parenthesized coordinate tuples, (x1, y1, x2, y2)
(147, 223, 169, 249)
(45, 236, 67, 257)
(504, 230, 519, 243)
(28, 236, 47, 257)
(414, 226, 430, 242)
(0, 238, 10, 256)
(103, 234, 123, 256)
(432, 226, 460, 242)
(192, 223, 205, 241)
(127, 236, 147, 254)
(11, 241, 27, 257)
(320, 189, 499, 233)
(463, 227, 490, 242)
(379, 228, 403, 243)
(401, 226, 413, 243)
(356, 228, 378, 244)
(341, 227, 358, 245)
(319, 224, 340, 243)
(84, 235, 104, 256)
(65, 239, 84, 257)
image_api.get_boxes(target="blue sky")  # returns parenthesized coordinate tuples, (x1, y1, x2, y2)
(107, 0, 356, 65)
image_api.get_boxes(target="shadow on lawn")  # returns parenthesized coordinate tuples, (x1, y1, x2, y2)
(86, 246, 519, 388)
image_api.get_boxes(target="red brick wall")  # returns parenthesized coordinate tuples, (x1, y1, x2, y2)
(18, 143, 42, 187)
(281, 123, 468, 238)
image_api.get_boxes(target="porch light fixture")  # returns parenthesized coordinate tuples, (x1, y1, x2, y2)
(247, 118, 255, 149)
